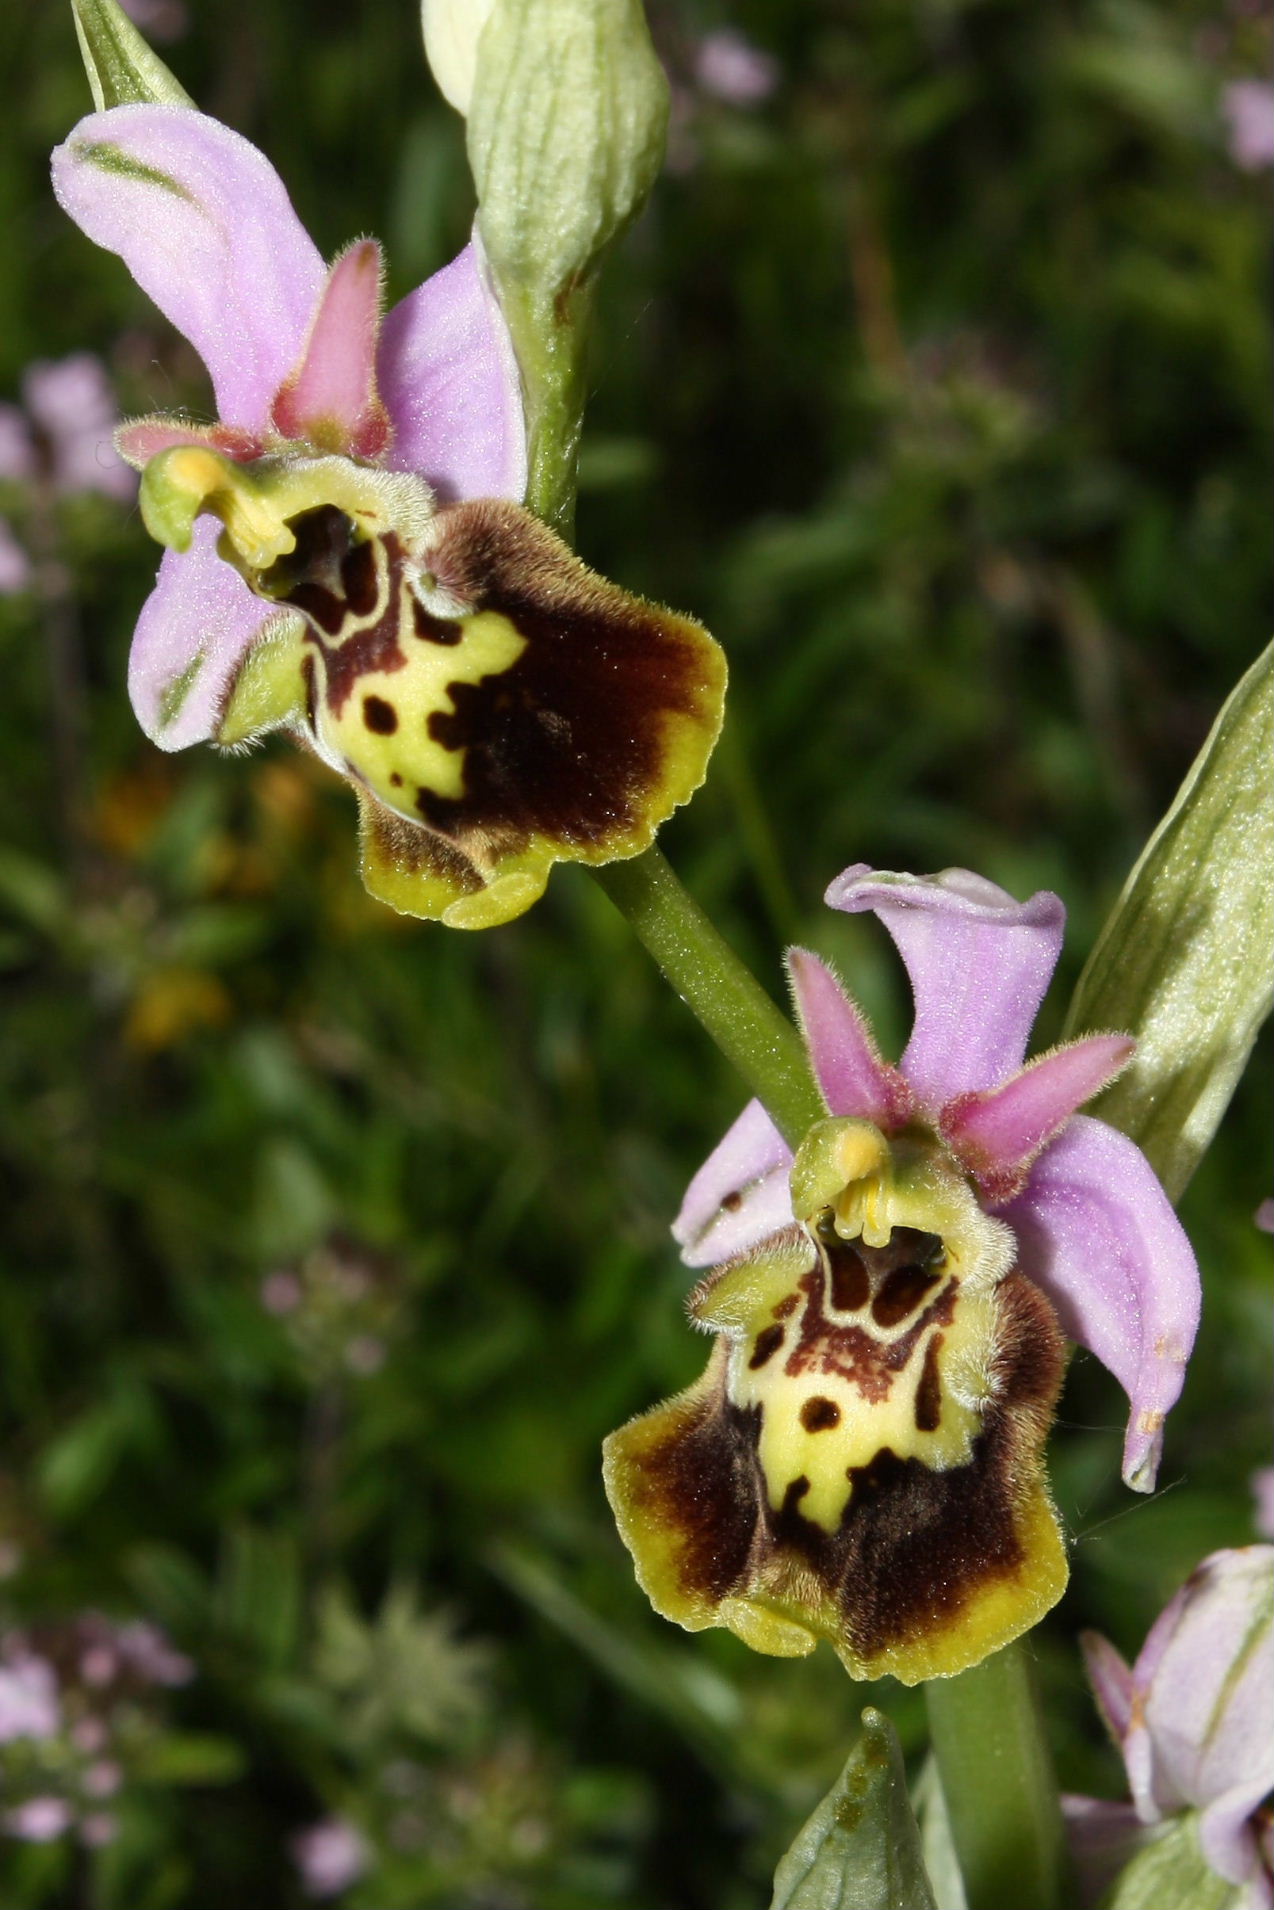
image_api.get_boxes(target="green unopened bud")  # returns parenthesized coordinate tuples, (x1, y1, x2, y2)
(71, 0, 192, 109)
(771, 1708, 938, 1910)
(469, 0, 668, 296)
(421, 0, 496, 114)
(1064, 639, 1274, 1200)
(464, 0, 669, 532)
(1104, 1812, 1240, 1910)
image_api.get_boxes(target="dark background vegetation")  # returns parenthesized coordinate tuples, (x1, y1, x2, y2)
(0, 0, 1269, 1903)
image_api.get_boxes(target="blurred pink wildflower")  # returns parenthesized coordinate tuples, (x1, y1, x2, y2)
(1223, 81, 1274, 170)
(292, 1817, 370, 1898)
(694, 30, 779, 107)
(0, 1649, 61, 1744)
(0, 352, 134, 597)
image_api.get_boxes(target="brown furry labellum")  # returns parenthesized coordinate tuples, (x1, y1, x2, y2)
(604, 1124, 1069, 1685)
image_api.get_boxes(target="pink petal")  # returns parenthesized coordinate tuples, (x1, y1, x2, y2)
(785, 948, 912, 1128)
(825, 864, 1066, 1108)
(379, 237, 526, 502)
(1080, 1629, 1136, 1743)
(272, 240, 390, 458)
(672, 1098, 793, 1269)
(1002, 1114, 1200, 1492)
(942, 1035, 1135, 1195)
(52, 105, 324, 428)
(128, 516, 278, 749)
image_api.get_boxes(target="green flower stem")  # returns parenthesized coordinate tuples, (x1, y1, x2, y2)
(593, 848, 823, 1149)
(925, 1641, 1070, 1910)
(501, 279, 592, 541)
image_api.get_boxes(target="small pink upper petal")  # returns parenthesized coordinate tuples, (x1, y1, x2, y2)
(825, 864, 1066, 1109)
(129, 517, 279, 750)
(673, 1098, 793, 1268)
(786, 948, 912, 1128)
(379, 237, 526, 502)
(116, 418, 264, 468)
(943, 1034, 1135, 1195)
(51, 105, 325, 429)
(272, 240, 390, 458)
(1002, 1114, 1200, 1492)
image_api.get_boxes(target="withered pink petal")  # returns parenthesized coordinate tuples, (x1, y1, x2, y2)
(785, 948, 911, 1128)
(129, 517, 277, 750)
(271, 240, 390, 458)
(51, 105, 325, 427)
(672, 1098, 793, 1269)
(943, 1035, 1135, 1191)
(1003, 1114, 1200, 1492)
(379, 237, 526, 502)
(825, 864, 1066, 1108)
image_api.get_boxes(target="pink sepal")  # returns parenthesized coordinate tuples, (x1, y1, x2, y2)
(1003, 1114, 1200, 1492)
(825, 863, 1066, 1107)
(128, 517, 279, 750)
(51, 105, 324, 428)
(672, 1098, 793, 1269)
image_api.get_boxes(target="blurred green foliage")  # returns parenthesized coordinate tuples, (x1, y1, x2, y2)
(0, 0, 1269, 1904)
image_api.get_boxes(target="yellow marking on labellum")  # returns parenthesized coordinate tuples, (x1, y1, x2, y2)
(712, 1228, 992, 1535)
(315, 602, 526, 810)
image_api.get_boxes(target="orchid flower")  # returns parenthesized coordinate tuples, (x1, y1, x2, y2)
(604, 865, 1200, 1684)
(51, 104, 725, 929)
(1066, 1547, 1274, 1909)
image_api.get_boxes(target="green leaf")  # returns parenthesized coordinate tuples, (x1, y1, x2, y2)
(124, 1542, 211, 1636)
(133, 1732, 248, 1787)
(770, 1707, 938, 1910)
(1064, 641, 1274, 1199)
(1104, 1813, 1240, 1910)
(71, 0, 193, 109)
(215, 1525, 302, 1670)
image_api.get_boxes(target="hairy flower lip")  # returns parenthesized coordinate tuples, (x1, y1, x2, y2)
(672, 867, 1200, 1494)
